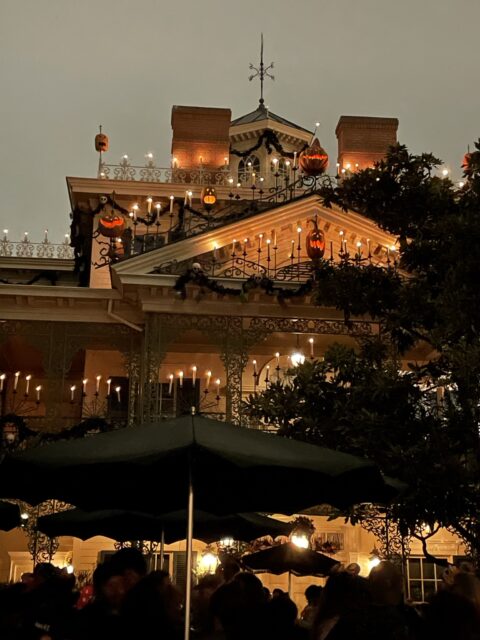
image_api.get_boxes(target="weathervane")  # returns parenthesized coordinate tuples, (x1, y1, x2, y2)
(249, 33, 274, 107)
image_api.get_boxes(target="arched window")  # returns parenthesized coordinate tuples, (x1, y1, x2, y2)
(238, 154, 260, 184)
(271, 157, 290, 177)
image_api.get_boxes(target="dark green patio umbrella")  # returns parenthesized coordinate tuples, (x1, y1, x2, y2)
(37, 508, 293, 544)
(0, 414, 389, 640)
(242, 541, 339, 577)
(242, 541, 340, 597)
(0, 500, 20, 531)
(0, 414, 387, 515)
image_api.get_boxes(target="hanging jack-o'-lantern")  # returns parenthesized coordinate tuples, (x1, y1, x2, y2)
(98, 214, 125, 238)
(462, 152, 471, 171)
(299, 139, 329, 176)
(95, 127, 109, 153)
(201, 186, 217, 210)
(306, 217, 325, 261)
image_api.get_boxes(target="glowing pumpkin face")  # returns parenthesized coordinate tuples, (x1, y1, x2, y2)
(299, 139, 328, 176)
(306, 218, 325, 261)
(201, 186, 217, 209)
(98, 214, 125, 238)
(95, 133, 109, 153)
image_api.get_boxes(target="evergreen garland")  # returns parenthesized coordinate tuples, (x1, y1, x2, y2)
(173, 267, 314, 301)
(230, 129, 308, 159)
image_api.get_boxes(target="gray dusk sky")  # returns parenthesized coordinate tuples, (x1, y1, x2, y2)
(1, 0, 479, 243)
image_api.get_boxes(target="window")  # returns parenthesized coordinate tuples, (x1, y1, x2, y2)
(406, 557, 445, 602)
(238, 155, 260, 183)
(108, 376, 129, 420)
(271, 157, 289, 177)
(152, 378, 201, 419)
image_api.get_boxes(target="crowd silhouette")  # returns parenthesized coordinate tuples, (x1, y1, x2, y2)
(0, 549, 479, 639)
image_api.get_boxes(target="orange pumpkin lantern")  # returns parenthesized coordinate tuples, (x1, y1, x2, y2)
(95, 129, 109, 153)
(462, 152, 471, 171)
(201, 186, 217, 210)
(299, 139, 328, 176)
(98, 214, 125, 238)
(306, 218, 325, 261)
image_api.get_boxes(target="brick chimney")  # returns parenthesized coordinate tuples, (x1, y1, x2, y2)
(171, 106, 232, 169)
(336, 116, 398, 172)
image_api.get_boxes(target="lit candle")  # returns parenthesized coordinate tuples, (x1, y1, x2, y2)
(272, 158, 278, 172)
(273, 230, 277, 247)
(147, 197, 153, 214)
(265, 365, 270, 383)
(293, 151, 297, 168)
(35, 385, 41, 402)
(252, 360, 257, 375)
(155, 202, 161, 216)
(258, 234, 263, 250)
(25, 375, 31, 396)
(206, 370, 212, 389)
(243, 238, 248, 252)
(297, 226, 302, 246)
(115, 386, 121, 402)
(252, 172, 256, 185)
(14, 371, 20, 391)
(275, 352, 280, 367)
(0, 374, 5, 392)
(96, 375, 102, 393)
(178, 371, 184, 388)
(70, 385, 76, 402)
(184, 191, 188, 206)
(267, 238, 271, 260)
(82, 379, 88, 395)
(168, 374, 174, 395)
(232, 239, 236, 255)
(224, 156, 228, 166)
(215, 378, 221, 396)
(188, 191, 193, 207)
(107, 378, 111, 396)
(192, 365, 197, 385)
(169, 195, 174, 213)
(213, 243, 218, 260)
(44, 229, 48, 242)
(356, 241, 362, 257)
(309, 337, 314, 358)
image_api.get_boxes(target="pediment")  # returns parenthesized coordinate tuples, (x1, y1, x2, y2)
(112, 195, 396, 282)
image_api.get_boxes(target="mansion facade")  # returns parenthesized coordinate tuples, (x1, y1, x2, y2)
(0, 101, 465, 607)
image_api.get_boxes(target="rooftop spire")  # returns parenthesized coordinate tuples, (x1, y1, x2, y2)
(248, 33, 274, 109)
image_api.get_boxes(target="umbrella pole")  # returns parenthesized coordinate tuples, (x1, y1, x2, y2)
(160, 527, 165, 571)
(184, 470, 194, 640)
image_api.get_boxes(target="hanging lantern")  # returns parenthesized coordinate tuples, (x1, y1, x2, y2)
(299, 139, 328, 176)
(201, 186, 217, 210)
(306, 218, 325, 261)
(98, 214, 125, 238)
(95, 127, 109, 153)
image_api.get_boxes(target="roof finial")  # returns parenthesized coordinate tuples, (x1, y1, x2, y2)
(248, 33, 274, 109)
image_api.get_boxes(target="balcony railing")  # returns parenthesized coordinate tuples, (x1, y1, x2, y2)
(99, 159, 240, 186)
(0, 235, 74, 260)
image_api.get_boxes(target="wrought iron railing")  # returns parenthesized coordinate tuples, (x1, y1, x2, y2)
(0, 235, 74, 259)
(94, 174, 334, 270)
(99, 158, 242, 186)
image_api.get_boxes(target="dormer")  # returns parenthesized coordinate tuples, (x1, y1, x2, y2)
(229, 103, 313, 187)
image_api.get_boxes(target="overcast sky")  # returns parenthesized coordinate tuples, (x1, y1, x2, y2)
(1, 0, 479, 243)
